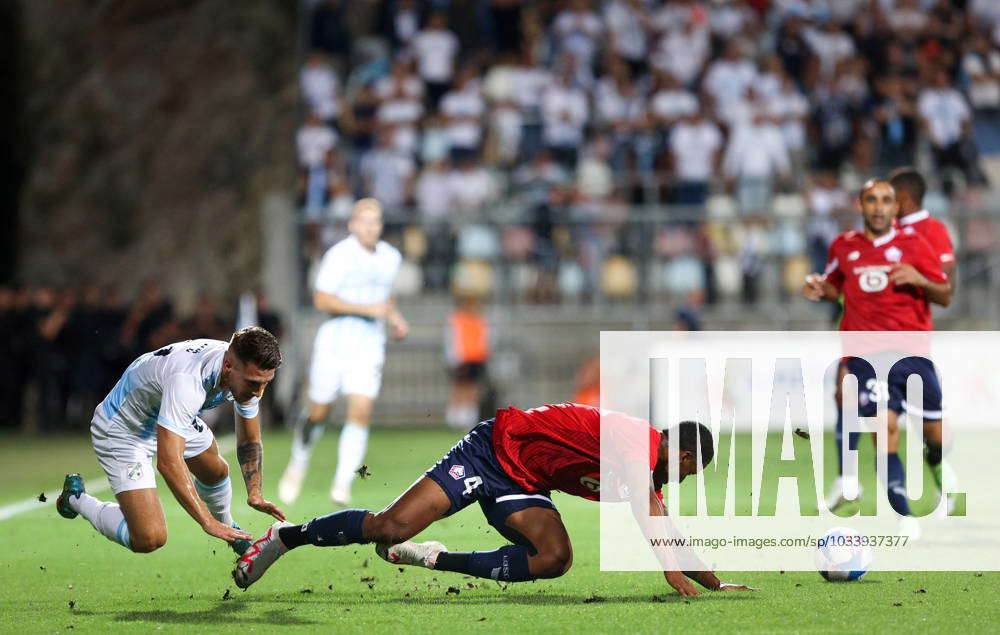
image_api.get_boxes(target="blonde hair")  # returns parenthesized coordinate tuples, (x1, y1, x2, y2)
(351, 198, 382, 220)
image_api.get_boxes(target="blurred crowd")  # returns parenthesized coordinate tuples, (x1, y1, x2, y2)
(295, 0, 1000, 304)
(0, 283, 282, 431)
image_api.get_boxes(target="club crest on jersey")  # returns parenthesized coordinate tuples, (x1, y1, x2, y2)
(847, 250, 860, 261)
(580, 476, 601, 492)
(449, 465, 466, 480)
(126, 463, 143, 481)
(858, 268, 889, 292)
(884, 246, 902, 262)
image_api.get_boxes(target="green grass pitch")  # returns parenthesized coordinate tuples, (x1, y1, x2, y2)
(0, 427, 994, 633)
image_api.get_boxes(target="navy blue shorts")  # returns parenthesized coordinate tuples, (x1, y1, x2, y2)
(425, 420, 557, 550)
(844, 355, 942, 420)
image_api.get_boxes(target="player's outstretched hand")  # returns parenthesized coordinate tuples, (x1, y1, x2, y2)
(717, 582, 760, 591)
(248, 496, 287, 521)
(390, 315, 409, 340)
(203, 518, 253, 543)
(888, 263, 927, 288)
(664, 571, 701, 596)
(802, 273, 826, 301)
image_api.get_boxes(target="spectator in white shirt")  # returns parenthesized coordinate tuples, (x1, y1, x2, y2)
(448, 158, 498, 214)
(803, 19, 855, 79)
(917, 67, 977, 189)
(359, 129, 415, 212)
(764, 73, 809, 171)
(594, 61, 652, 177)
(576, 136, 615, 201)
(963, 33, 1000, 156)
(652, 0, 709, 35)
(300, 52, 341, 125)
(297, 111, 337, 169)
(489, 98, 523, 167)
(805, 169, 851, 275)
(542, 69, 589, 169)
(702, 41, 758, 115)
(411, 12, 460, 109)
(439, 67, 486, 163)
(669, 109, 722, 208)
(552, 0, 604, 68)
(511, 49, 552, 160)
(388, 0, 421, 51)
(415, 159, 454, 222)
(375, 85, 424, 157)
(648, 71, 699, 130)
(723, 111, 791, 213)
(375, 57, 425, 103)
(709, 0, 758, 40)
(650, 19, 711, 87)
(754, 55, 785, 101)
(297, 111, 338, 219)
(604, 0, 652, 76)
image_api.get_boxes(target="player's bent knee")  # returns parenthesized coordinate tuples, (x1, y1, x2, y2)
(131, 531, 167, 553)
(532, 545, 573, 579)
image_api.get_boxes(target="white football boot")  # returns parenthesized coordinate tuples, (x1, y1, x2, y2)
(824, 476, 863, 511)
(376, 540, 448, 569)
(233, 520, 294, 589)
(330, 484, 351, 507)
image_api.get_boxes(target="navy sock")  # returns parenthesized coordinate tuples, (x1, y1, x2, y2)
(886, 453, 911, 516)
(286, 509, 370, 547)
(278, 524, 310, 549)
(435, 545, 533, 582)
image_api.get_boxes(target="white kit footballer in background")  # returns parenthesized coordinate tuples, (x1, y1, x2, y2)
(278, 198, 409, 506)
(56, 328, 286, 554)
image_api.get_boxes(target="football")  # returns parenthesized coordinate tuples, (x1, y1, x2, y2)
(814, 527, 873, 582)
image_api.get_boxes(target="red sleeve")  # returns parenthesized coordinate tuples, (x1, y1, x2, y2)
(928, 220, 955, 265)
(909, 234, 947, 283)
(823, 237, 845, 290)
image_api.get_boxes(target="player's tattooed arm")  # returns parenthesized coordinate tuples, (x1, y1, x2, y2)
(235, 413, 287, 521)
(236, 441, 262, 492)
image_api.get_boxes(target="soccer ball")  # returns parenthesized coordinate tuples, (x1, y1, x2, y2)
(814, 527, 873, 582)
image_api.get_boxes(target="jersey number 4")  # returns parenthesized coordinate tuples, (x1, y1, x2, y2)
(462, 476, 483, 496)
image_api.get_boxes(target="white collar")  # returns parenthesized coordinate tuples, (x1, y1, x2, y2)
(899, 209, 929, 225)
(871, 228, 897, 247)
(349, 234, 379, 255)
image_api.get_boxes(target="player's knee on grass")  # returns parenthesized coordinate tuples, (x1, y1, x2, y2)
(130, 527, 167, 553)
(531, 543, 573, 579)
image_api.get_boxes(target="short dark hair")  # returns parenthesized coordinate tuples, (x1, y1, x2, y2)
(665, 421, 715, 467)
(229, 326, 282, 370)
(888, 167, 926, 205)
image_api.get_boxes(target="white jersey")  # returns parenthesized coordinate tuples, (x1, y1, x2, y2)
(92, 339, 259, 443)
(313, 235, 402, 364)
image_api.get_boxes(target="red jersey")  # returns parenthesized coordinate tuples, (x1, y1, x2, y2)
(824, 228, 947, 332)
(898, 209, 955, 268)
(492, 403, 661, 501)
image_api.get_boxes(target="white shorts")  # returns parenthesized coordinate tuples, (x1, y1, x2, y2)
(91, 417, 216, 494)
(308, 356, 383, 404)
